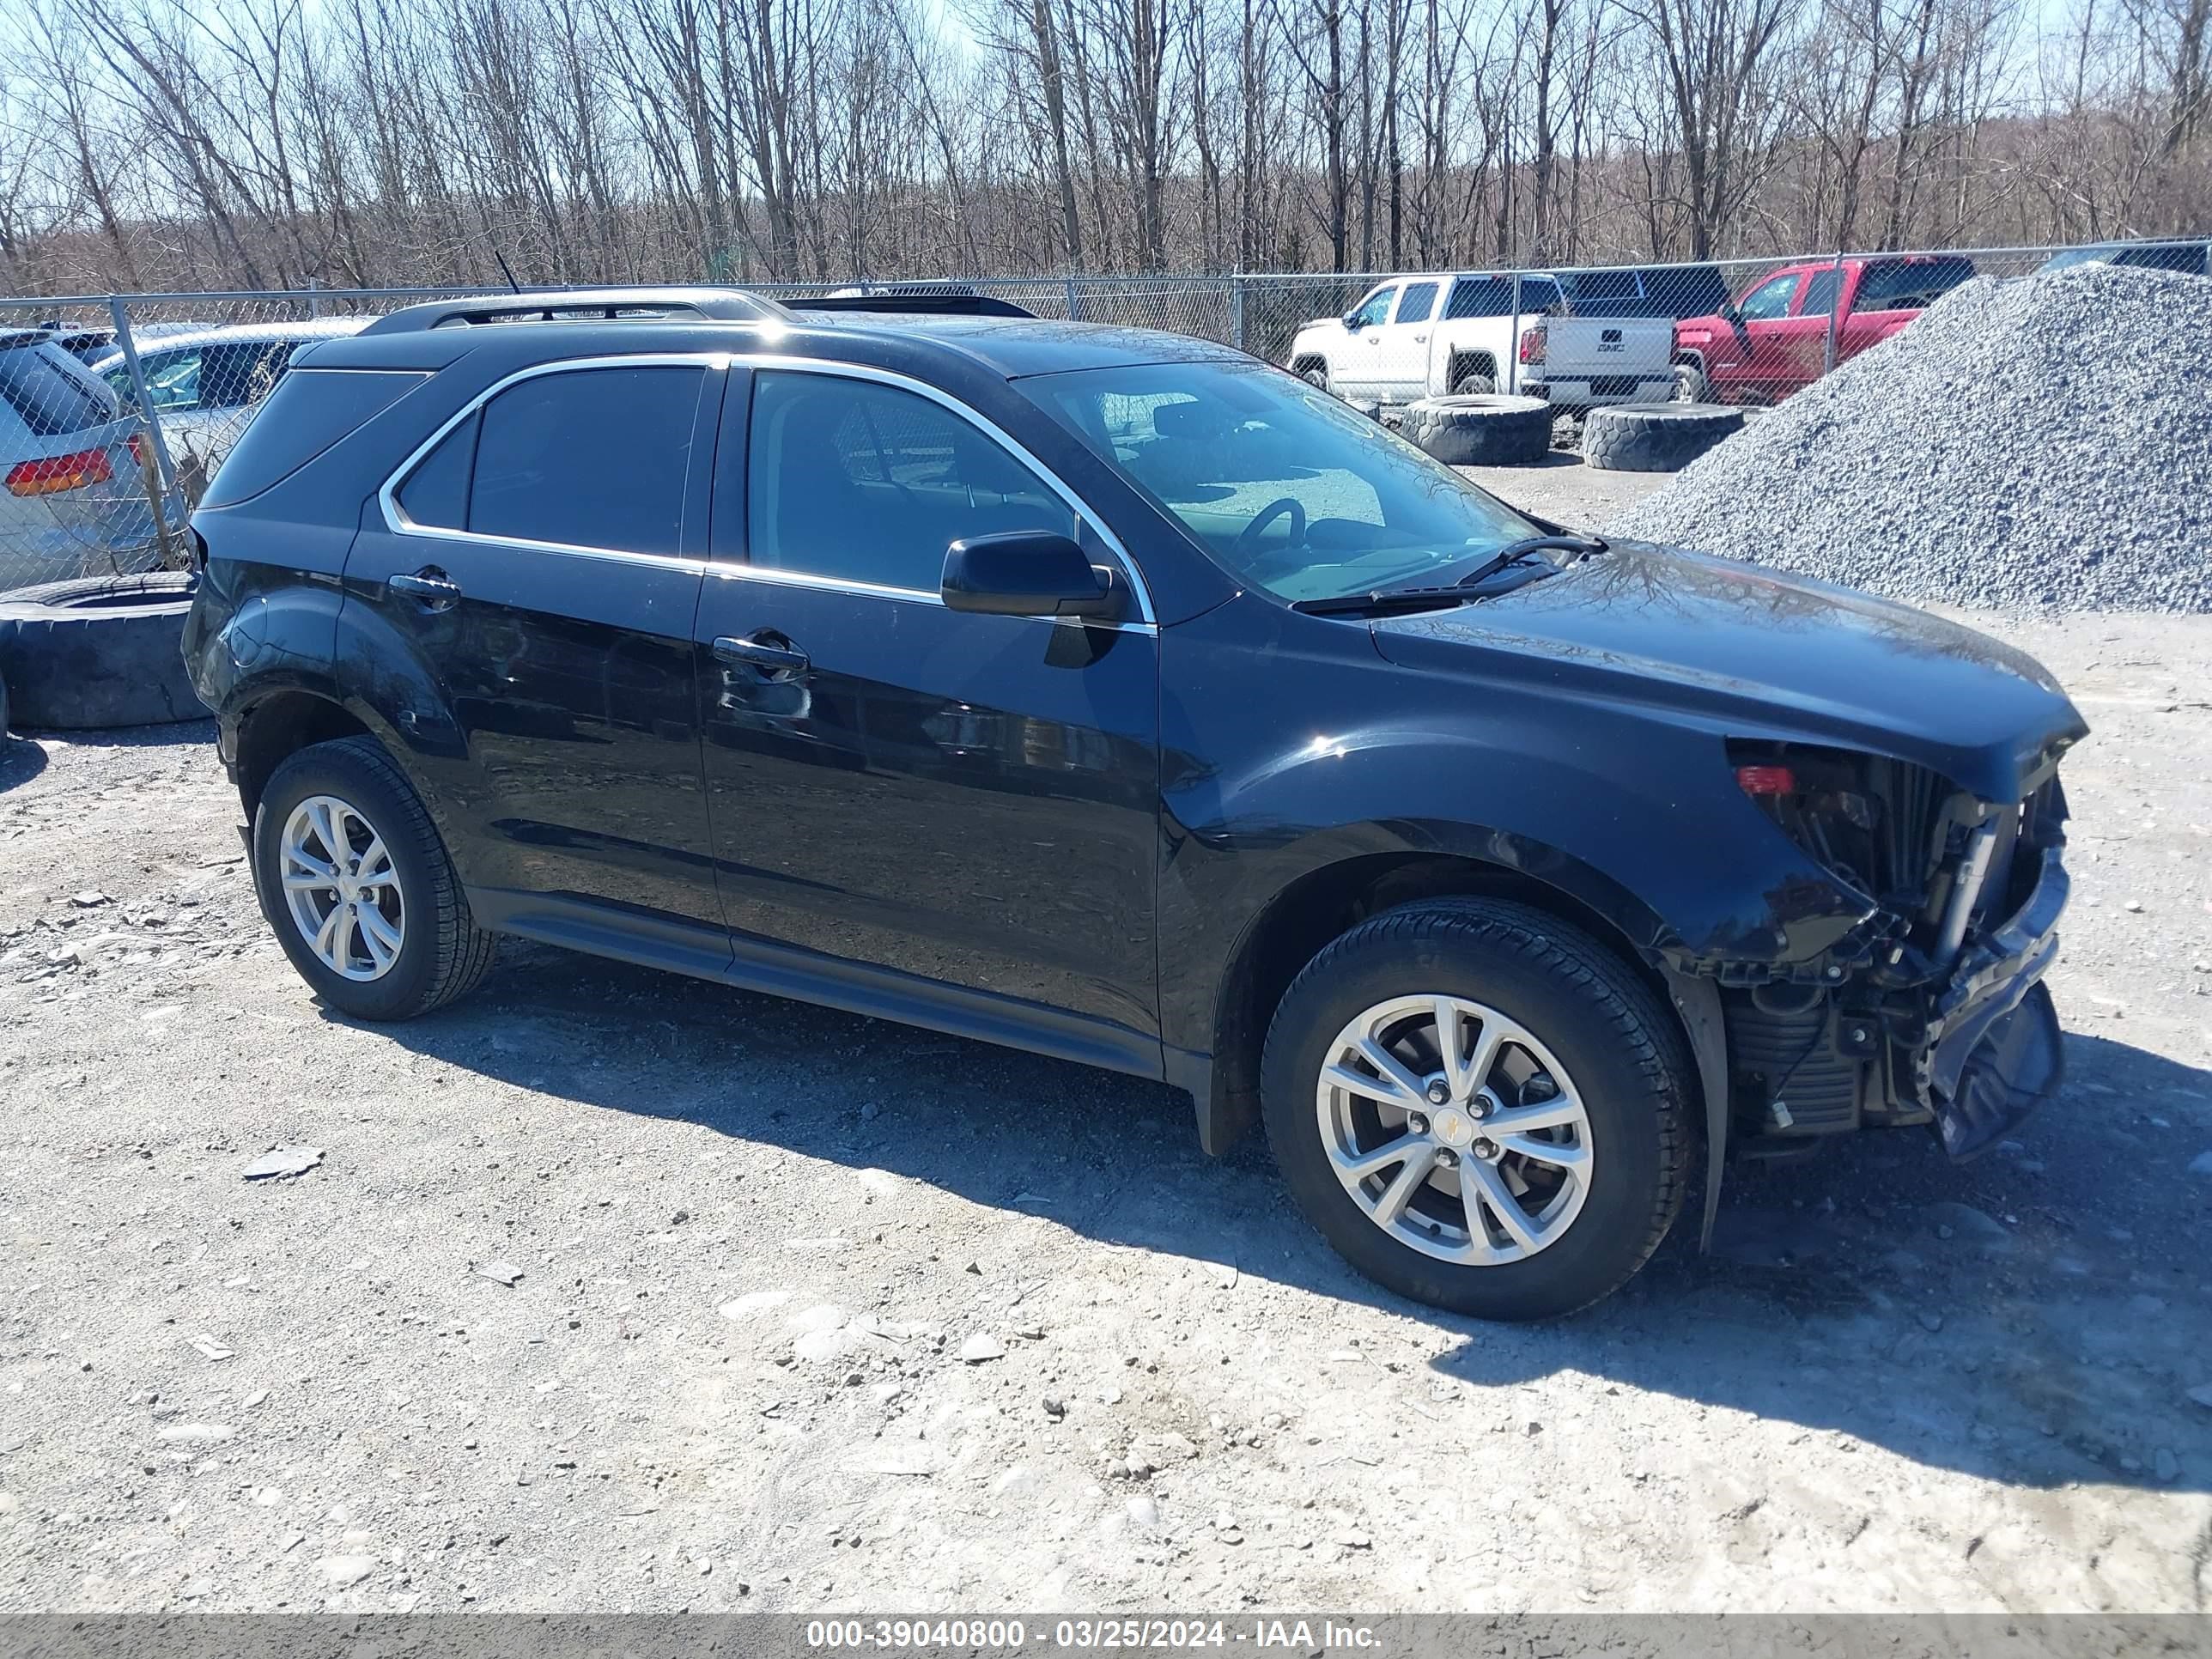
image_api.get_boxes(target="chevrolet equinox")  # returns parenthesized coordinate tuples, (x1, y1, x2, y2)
(182, 288, 2084, 1320)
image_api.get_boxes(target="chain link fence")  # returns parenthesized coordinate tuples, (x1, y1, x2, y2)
(1, 239, 2202, 590)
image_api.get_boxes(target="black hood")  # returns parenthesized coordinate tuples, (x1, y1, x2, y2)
(1370, 540, 2086, 803)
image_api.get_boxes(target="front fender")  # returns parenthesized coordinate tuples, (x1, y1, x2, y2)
(1153, 595, 1875, 1060)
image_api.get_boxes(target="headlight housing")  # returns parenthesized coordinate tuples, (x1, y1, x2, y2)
(1728, 740, 1964, 927)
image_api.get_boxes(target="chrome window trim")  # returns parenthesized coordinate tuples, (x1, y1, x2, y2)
(374, 349, 1158, 629)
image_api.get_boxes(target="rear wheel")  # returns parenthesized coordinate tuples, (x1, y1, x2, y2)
(252, 736, 495, 1020)
(1261, 898, 1692, 1320)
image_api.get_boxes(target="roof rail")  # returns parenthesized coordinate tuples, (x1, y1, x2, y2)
(795, 289, 1037, 319)
(359, 288, 793, 335)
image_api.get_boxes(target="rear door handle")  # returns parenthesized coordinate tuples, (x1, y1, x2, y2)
(389, 568, 462, 611)
(713, 632, 809, 675)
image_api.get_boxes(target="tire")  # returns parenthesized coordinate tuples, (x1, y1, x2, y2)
(1581, 402, 1744, 472)
(1298, 364, 1330, 392)
(1260, 898, 1692, 1321)
(1398, 394, 1553, 466)
(0, 573, 204, 730)
(1671, 362, 1710, 403)
(252, 735, 497, 1021)
(1450, 370, 1496, 396)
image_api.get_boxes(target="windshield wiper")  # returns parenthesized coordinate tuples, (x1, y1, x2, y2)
(1289, 534, 1607, 618)
(1451, 532, 1607, 588)
(1291, 586, 1487, 617)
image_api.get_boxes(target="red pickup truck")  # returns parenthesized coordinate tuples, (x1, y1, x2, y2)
(1673, 254, 1976, 403)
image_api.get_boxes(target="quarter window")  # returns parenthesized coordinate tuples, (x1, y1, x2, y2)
(744, 371, 1072, 592)
(466, 366, 702, 556)
(395, 410, 476, 531)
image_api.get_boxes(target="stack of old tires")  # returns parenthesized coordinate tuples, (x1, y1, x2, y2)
(0, 573, 204, 736)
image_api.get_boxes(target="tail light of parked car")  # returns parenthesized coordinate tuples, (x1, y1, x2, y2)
(1519, 326, 1547, 366)
(6, 447, 115, 497)
(128, 432, 145, 467)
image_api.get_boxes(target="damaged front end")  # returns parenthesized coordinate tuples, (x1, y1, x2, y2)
(1693, 742, 2073, 1167)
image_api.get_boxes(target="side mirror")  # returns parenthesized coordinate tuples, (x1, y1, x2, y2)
(1719, 297, 1743, 324)
(1342, 314, 1361, 331)
(941, 531, 1124, 621)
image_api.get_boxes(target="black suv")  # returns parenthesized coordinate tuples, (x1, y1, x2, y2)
(184, 287, 2084, 1320)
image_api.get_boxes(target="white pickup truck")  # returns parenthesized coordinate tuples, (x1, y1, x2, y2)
(1285, 271, 1677, 411)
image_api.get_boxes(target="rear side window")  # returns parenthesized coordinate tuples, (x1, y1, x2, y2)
(0, 343, 114, 437)
(2118, 243, 2208, 275)
(1444, 278, 1512, 319)
(202, 368, 426, 508)
(1800, 268, 1840, 318)
(1854, 258, 1973, 313)
(467, 366, 704, 555)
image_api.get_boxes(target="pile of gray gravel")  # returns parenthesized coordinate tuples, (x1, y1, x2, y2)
(1606, 262, 2212, 611)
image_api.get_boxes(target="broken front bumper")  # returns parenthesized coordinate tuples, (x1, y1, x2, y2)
(1921, 842, 2069, 1158)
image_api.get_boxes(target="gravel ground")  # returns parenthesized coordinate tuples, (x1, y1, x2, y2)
(3, 472, 2210, 1612)
(1606, 264, 2212, 612)
(1456, 451, 1671, 527)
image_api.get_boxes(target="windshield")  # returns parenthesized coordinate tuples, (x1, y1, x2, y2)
(1024, 361, 1539, 603)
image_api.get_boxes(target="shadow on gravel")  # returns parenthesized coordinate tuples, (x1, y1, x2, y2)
(0, 734, 50, 793)
(347, 951, 2212, 1499)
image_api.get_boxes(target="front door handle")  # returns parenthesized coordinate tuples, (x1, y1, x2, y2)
(389, 568, 462, 611)
(713, 632, 809, 676)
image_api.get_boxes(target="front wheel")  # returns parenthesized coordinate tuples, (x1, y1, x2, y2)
(252, 735, 496, 1020)
(1298, 363, 1330, 392)
(1261, 898, 1693, 1320)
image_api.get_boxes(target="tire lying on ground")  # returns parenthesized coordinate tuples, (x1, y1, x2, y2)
(0, 572, 205, 731)
(1399, 394, 1553, 466)
(1581, 402, 1744, 473)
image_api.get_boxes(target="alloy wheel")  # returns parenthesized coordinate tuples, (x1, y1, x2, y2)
(1314, 994, 1594, 1265)
(279, 793, 405, 981)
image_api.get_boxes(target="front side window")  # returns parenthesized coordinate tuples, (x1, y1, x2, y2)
(137, 349, 205, 410)
(1395, 282, 1439, 324)
(466, 365, 702, 556)
(745, 371, 1073, 591)
(1347, 287, 1397, 329)
(1735, 273, 1800, 322)
(1030, 360, 1537, 605)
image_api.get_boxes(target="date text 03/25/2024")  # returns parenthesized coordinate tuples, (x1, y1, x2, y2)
(803, 1620, 1382, 1650)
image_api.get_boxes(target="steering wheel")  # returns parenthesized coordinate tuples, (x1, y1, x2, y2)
(1232, 495, 1307, 561)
